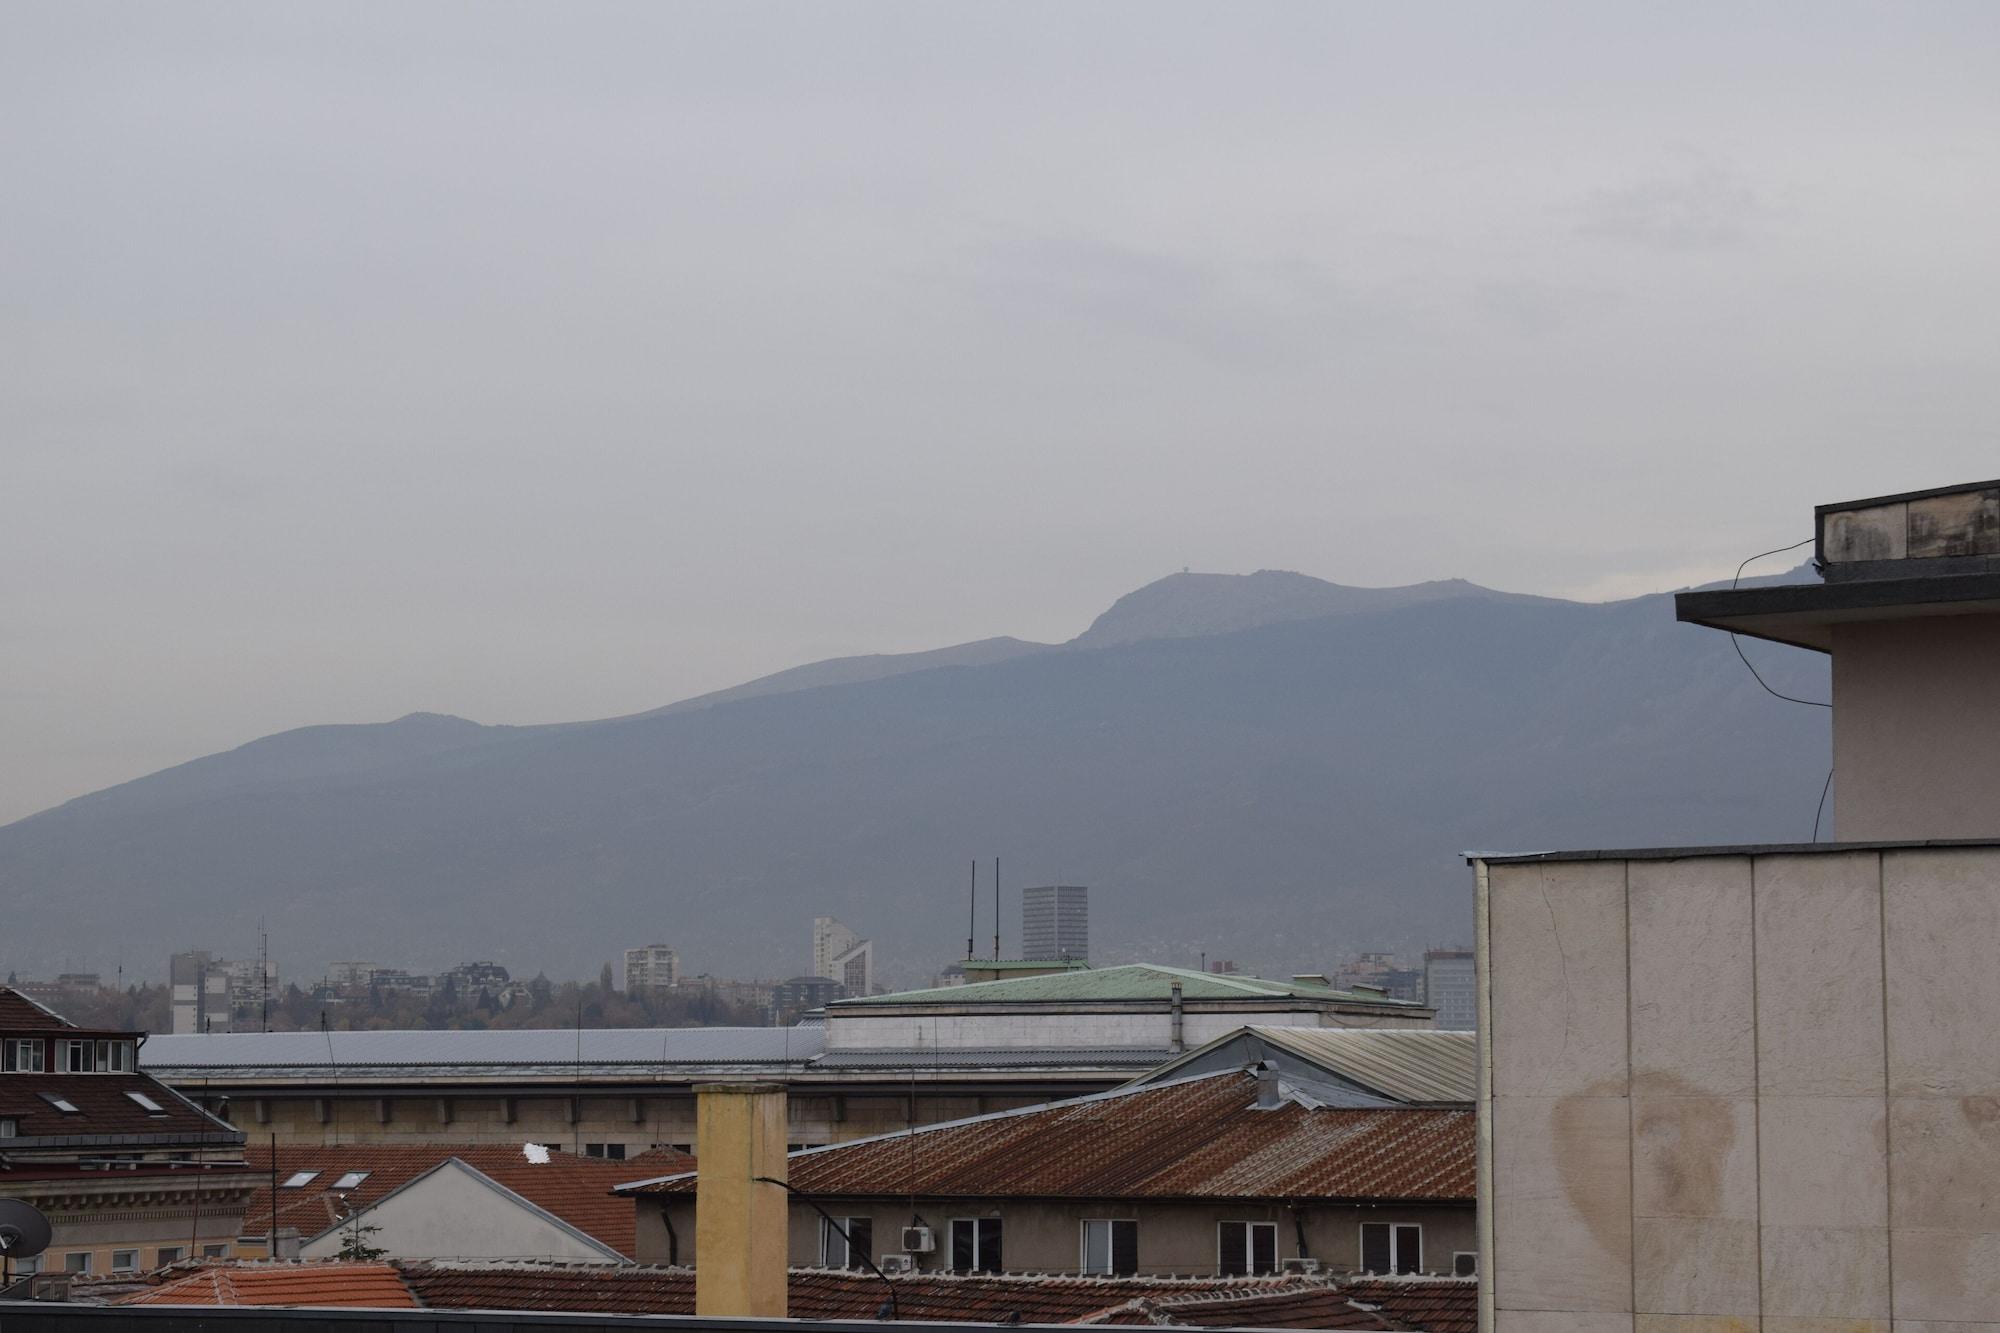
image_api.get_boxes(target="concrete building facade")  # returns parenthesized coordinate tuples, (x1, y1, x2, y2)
(1423, 949, 1476, 1031)
(811, 917, 873, 996)
(1020, 884, 1089, 961)
(622, 945, 680, 993)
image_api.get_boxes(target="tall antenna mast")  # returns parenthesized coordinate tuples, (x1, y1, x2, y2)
(259, 918, 270, 1033)
(966, 861, 976, 962)
(992, 857, 1001, 961)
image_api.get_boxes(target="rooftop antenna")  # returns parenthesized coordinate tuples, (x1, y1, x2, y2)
(258, 919, 270, 1034)
(966, 861, 976, 962)
(992, 857, 1001, 962)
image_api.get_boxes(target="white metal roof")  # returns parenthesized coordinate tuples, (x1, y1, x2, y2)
(140, 1026, 824, 1074)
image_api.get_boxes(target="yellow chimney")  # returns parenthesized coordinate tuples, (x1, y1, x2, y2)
(694, 1081, 789, 1318)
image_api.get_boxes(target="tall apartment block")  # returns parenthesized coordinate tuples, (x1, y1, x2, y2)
(169, 950, 233, 1035)
(623, 944, 680, 993)
(1021, 884, 1088, 961)
(811, 917, 873, 995)
(1421, 948, 1475, 1029)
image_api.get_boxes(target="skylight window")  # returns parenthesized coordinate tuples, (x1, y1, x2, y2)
(39, 1092, 80, 1114)
(125, 1091, 168, 1115)
(330, 1170, 370, 1190)
(281, 1171, 321, 1189)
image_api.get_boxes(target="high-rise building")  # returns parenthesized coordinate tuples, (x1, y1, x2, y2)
(1422, 948, 1476, 1029)
(623, 944, 680, 993)
(169, 951, 233, 1035)
(812, 917, 873, 996)
(1021, 885, 1089, 961)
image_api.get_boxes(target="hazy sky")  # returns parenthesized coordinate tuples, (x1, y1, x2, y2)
(5, 2, 1998, 824)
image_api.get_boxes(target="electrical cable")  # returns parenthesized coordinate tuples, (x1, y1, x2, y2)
(1811, 765, 1835, 844)
(1727, 537, 1831, 709)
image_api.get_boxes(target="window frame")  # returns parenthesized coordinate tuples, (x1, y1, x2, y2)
(330, 1170, 371, 1190)
(156, 1246, 185, 1267)
(819, 1215, 874, 1269)
(126, 1090, 169, 1116)
(1217, 1221, 1278, 1277)
(1079, 1219, 1138, 1276)
(2, 1038, 46, 1073)
(280, 1170, 321, 1189)
(63, 1253, 92, 1274)
(949, 1216, 1003, 1274)
(110, 1250, 138, 1274)
(583, 1143, 628, 1161)
(1358, 1222, 1424, 1275)
(201, 1244, 229, 1259)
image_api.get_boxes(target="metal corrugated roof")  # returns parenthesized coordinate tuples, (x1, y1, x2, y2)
(832, 964, 1413, 1008)
(810, 1047, 1172, 1070)
(1249, 1028, 1477, 1105)
(624, 1069, 1473, 1203)
(139, 1026, 823, 1072)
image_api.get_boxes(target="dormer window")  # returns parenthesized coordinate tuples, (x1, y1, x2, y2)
(39, 1092, 80, 1114)
(331, 1171, 370, 1190)
(2, 1038, 45, 1072)
(59, 1039, 137, 1073)
(125, 1091, 169, 1116)
(281, 1171, 320, 1189)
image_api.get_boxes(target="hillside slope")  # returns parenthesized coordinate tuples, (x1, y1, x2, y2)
(0, 575, 1830, 983)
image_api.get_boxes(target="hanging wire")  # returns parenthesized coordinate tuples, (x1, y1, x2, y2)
(1727, 537, 1831, 709)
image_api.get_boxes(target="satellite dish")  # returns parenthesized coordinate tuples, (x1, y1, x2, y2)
(0, 1199, 51, 1260)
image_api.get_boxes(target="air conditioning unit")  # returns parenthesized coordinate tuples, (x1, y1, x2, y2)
(901, 1226, 936, 1254)
(1278, 1258, 1321, 1276)
(878, 1254, 916, 1274)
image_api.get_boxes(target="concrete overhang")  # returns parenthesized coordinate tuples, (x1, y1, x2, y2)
(1466, 836, 2000, 865)
(1674, 572, 2000, 652)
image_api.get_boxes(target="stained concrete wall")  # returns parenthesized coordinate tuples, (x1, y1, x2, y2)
(1832, 617, 2000, 841)
(1476, 844, 2000, 1331)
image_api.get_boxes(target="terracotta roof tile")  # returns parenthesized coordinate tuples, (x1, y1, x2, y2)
(244, 1143, 692, 1259)
(625, 1071, 1472, 1203)
(122, 1263, 418, 1308)
(1338, 1277, 1477, 1333)
(0, 988, 77, 1031)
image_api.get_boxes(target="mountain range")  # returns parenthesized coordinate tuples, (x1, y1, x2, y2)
(0, 569, 1831, 986)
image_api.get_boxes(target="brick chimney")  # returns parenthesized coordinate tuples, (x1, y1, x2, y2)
(694, 1082, 788, 1318)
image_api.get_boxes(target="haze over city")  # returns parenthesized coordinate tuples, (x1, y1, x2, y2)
(7, 3, 1999, 825)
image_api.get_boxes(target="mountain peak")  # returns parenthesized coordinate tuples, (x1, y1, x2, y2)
(1070, 569, 1492, 650)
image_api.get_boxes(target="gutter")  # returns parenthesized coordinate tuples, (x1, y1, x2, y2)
(1472, 857, 1495, 1333)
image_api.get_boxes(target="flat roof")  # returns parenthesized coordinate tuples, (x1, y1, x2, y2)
(1469, 837, 2000, 865)
(1675, 572, 2000, 651)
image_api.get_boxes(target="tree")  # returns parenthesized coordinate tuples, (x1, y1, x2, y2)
(336, 1215, 387, 1262)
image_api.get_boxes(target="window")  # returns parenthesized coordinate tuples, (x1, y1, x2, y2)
(583, 1143, 627, 1160)
(1081, 1219, 1138, 1276)
(64, 1253, 91, 1274)
(1218, 1222, 1277, 1276)
(156, 1247, 184, 1266)
(281, 1171, 321, 1188)
(111, 1250, 138, 1274)
(125, 1091, 168, 1115)
(1360, 1223, 1423, 1275)
(2, 1038, 44, 1072)
(820, 1216, 874, 1269)
(202, 1244, 228, 1259)
(39, 1092, 80, 1115)
(59, 1039, 135, 1073)
(331, 1171, 371, 1190)
(949, 1217, 1003, 1273)
(15, 1255, 42, 1276)
(1452, 1251, 1478, 1278)
(0, 1118, 15, 1138)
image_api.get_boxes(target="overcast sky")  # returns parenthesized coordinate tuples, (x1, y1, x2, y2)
(4, 2, 1997, 823)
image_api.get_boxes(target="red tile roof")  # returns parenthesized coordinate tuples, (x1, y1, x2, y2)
(113, 1261, 1474, 1330)
(243, 1143, 692, 1259)
(122, 1263, 418, 1309)
(1144, 1279, 1476, 1332)
(0, 988, 77, 1031)
(399, 1264, 1359, 1324)
(624, 1071, 1474, 1203)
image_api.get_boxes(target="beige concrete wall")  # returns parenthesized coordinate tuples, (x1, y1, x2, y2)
(1832, 616, 2000, 841)
(647, 1196, 1474, 1276)
(1478, 845, 2000, 1331)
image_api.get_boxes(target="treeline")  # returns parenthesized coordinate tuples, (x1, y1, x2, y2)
(17, 971, 769, 1036)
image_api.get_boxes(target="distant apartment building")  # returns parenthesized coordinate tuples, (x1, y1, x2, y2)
(811, 917, 873, 996)
(622, 944, 680, 993)
(771, 975, 846, 1024)
(1422, 948, 1476, 1030)
(324, 961, 375, 988)
(1331, 951, 1423, 1003)
(169, 950, 234, 1034)
(1020, 884, 1088, 961)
